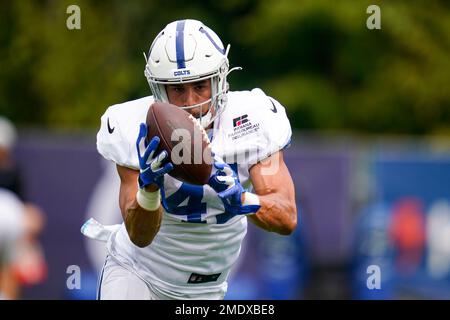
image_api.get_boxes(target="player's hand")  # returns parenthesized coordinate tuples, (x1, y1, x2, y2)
(136, 123, 173, 190)
(208, 162, 261, 215)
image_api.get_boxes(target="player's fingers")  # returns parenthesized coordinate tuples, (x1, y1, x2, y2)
(219, 184, 240, 199)
(144, 136, 160, 163)
(222, 165, 234, 176)
(151, 150, 167, 170)
(214, 162, 225, 170)
(147, 136, 160, 153)
(139, 123, 147, 137)
(162, 162, 174, 174)
(216, 175, 235, 186)
(136, 123, 148, 159)
(155, 162, 173, 176)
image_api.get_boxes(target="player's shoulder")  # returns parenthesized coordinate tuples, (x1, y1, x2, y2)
(227, 88, 271, 106)
(101, 95, 154, 138)
(103, 96, 154, 121)
(226, 88, 289, 124)
(215, 88, 292, 165)
(97, 96, 154, 169)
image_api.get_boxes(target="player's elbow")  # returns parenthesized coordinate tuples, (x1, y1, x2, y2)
(126, 225, 155, 248)
(278, 205, 297, 236)
(129, 234, 153, 248)
(279, 220, 297, 236)
(135, 241, 151, 248)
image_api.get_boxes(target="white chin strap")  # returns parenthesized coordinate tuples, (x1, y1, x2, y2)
(199, 109, 213, 128)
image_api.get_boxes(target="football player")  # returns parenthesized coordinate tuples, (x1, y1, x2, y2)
(0, 118, 47, 299)
(82, 19, 297, 300)
(0, 189, 24, 300)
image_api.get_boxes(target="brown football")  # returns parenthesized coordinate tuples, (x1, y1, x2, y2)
(146, 102, 213, 185)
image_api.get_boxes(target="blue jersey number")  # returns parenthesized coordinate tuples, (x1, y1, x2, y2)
(163, 164, 239, 224)
(163, 183, 207, 223)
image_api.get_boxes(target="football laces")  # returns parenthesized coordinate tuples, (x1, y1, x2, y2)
(188, 114, 211, 145)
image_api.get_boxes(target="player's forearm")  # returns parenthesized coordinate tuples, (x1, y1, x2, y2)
(117, 163, 163, 248)
(122, 187, 163, 248)
(247, 193, 297, 235)
(124, 200, 162, 248)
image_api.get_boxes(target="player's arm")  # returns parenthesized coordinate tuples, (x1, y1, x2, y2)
(116, 123, 173, 248)
(117, 165, 163, 248)
(0, 265, 20, 299)
(246, 151, 297, 235)
(209, 151, 297, 235)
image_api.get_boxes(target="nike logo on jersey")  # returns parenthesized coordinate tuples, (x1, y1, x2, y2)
(270, 99, 278, 113)
(188, 272, 221, 284)
(107, 117, 115, 134)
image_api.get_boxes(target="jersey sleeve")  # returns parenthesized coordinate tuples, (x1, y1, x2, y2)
(247, 88, 292, 165)
(96, 105, 140, 170)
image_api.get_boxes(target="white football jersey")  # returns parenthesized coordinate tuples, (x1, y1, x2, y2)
(96, 88, 292, 298)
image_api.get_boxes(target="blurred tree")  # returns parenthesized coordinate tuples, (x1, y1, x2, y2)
(0, 0, 449, 135)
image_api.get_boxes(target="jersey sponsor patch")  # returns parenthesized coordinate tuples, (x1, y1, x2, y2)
(233, 114, 248, 127)
(228, 114, 260, 141)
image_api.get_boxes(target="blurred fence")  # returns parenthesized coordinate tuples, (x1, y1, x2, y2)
(11, 130, 450, 299)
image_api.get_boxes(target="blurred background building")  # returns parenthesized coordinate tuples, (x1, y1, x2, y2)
(0, 0, 449, 299)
